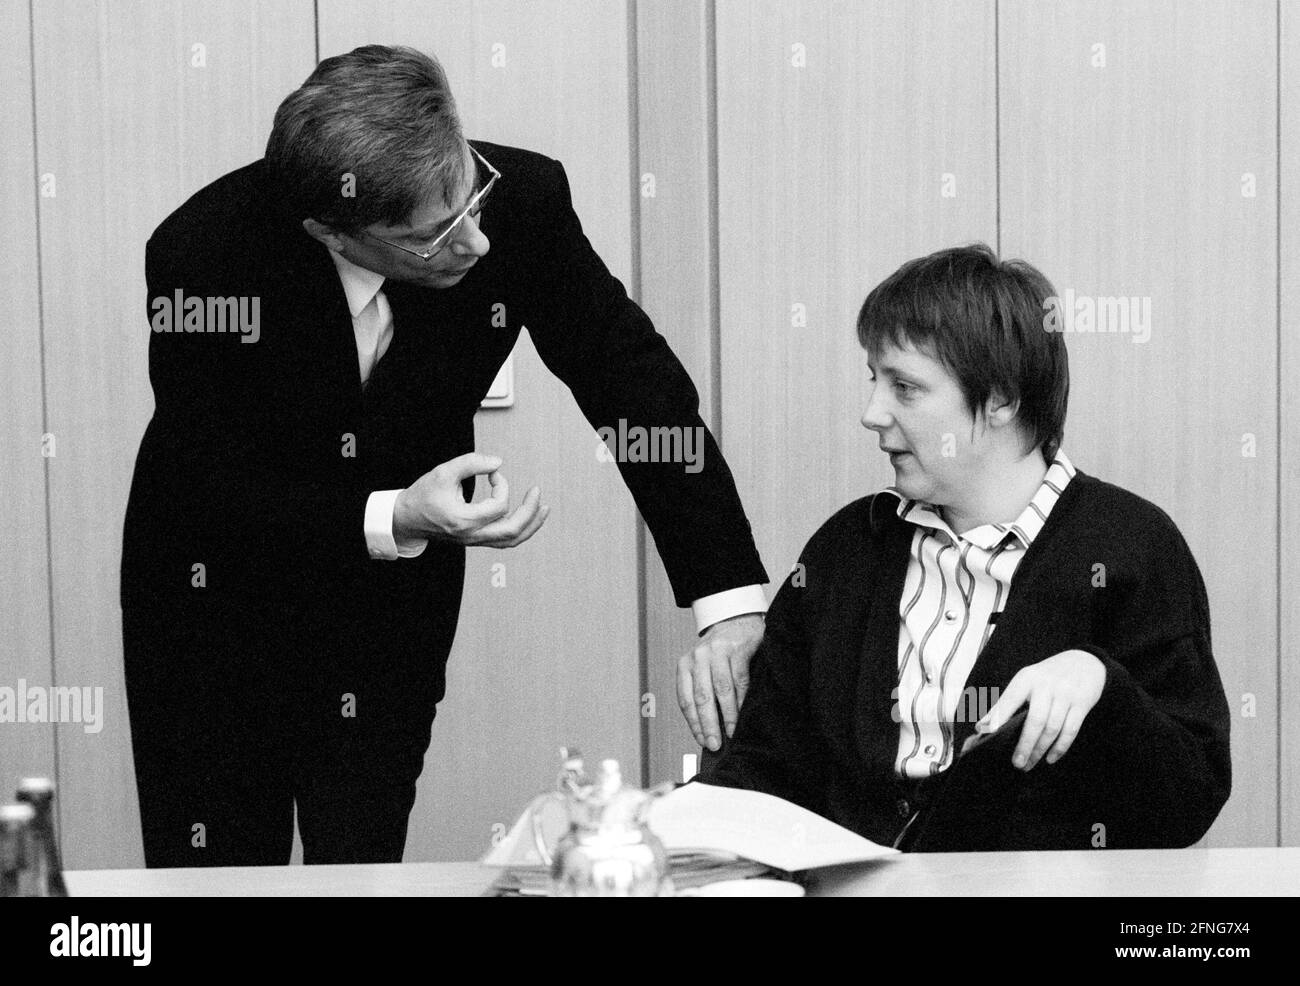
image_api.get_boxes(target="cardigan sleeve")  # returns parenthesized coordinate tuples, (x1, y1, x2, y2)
(697, 519, 838, 814)
(1008, 506, 1232, 849)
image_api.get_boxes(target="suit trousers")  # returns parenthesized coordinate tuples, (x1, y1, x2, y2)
(122, 598, 442, 867)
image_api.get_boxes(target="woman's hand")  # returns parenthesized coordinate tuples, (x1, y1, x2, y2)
(976, 649, 1107, 770)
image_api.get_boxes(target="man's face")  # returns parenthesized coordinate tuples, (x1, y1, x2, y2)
(861, 340, 984, 506)
(337, 143, 491, 289)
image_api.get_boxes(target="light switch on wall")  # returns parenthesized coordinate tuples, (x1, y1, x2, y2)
(480, 353, 515, 408)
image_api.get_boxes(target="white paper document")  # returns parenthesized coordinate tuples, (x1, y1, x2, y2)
(645, 782, 897, 872)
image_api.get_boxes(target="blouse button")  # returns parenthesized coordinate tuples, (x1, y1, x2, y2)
(944, 610, 957, 622)
(924, 744, 937, 757)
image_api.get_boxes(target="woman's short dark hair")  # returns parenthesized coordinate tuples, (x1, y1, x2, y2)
(265, 45, 467, 234)
(856, 243, 1069, 462)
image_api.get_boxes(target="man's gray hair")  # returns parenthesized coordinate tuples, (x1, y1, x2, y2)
(266, 44, 468, 234)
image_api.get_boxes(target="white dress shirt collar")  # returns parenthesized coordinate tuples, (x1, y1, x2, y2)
(327, 249, 387, 317)
(879, 450, 1077, 550)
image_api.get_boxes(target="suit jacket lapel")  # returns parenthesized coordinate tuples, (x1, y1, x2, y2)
(274, 231, 364, 417)
(359, 277, 447, 411)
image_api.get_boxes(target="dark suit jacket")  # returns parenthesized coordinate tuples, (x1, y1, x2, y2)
(121, 140, 767, 707)
(701, 472, 1232, 851)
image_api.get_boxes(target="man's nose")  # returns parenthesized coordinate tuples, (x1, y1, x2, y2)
(451, 214, 490, 258)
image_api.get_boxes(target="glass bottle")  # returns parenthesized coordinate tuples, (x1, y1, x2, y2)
(16, 778, 69, 897)
(0, 803, 40, 897)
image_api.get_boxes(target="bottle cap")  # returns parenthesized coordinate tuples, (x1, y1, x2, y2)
(0, 804, 37, 829)
(16, 779, 55, 808)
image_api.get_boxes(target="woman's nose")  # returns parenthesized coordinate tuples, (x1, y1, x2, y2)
(861, 391, 890, 431)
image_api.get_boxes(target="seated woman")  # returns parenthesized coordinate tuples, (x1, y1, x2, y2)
(700, 244, 1231, 851)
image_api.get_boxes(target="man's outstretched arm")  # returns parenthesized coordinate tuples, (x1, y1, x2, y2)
(516, 155, 769, 742)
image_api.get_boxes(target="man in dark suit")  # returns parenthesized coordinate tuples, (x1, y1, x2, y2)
(122, 44, 767, 867)
(701, 244, 1231, 850)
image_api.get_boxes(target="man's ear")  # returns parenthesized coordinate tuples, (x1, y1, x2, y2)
(302, 217, 346, 252)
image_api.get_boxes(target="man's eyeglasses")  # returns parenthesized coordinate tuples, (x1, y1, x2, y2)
(362, 145, 499, 261)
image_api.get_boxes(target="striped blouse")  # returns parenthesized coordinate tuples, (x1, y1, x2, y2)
(883, 451, 1077, 779)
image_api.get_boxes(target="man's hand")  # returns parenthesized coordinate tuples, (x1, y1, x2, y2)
(676, 613, 765, 752)
(976, 649, 1106, 771)
(393, 452, 549, 548)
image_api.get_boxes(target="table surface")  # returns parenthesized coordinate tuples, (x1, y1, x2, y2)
(64, 847, 1300, 896)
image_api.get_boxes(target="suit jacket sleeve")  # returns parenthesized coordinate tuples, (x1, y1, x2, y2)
(514, 156, 767, 607)
(140, 237, 373, 581)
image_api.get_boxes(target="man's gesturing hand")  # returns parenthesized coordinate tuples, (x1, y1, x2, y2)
(393, 453, 550, 548)
(975, 649, 1106, 771)
(677, 613, 765, 752)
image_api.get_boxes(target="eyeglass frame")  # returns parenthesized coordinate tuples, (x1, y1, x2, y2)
(359, 144, 500, 262)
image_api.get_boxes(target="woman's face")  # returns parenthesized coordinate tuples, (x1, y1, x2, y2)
(861, 340, 985, 507)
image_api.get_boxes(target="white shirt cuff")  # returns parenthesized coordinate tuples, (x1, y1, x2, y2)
(692, 584, 768, 635)
(365, 489, 428, 560)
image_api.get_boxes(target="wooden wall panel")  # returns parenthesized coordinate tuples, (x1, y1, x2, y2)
(32, 0, 315, 868)
(999, 0, 1277, 847)
(716, 0, 998, 613)
(0, 0, 57, 812)
(637, 0, 721, 787)
(1280, 0, 1298, 847)
(319, 0, 641, 862)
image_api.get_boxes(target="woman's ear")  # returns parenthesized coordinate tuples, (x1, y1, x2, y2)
(984, 390, 1021, 429)
(302, 217, 346, 252)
